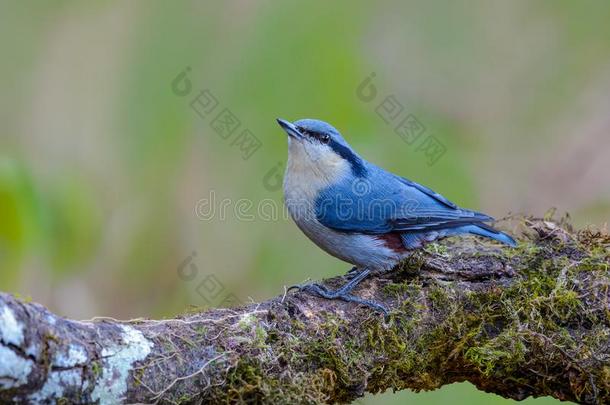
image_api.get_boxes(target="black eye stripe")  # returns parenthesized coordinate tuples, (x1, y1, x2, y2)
(328, 139, 367, 176)
(295, 126, 366, 176)
(297, 127, 329, 143)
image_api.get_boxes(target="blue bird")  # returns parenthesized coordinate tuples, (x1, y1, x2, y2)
(277, 118, 516, 314)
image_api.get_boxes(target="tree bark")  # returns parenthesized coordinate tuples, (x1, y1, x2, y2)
(0, 217, 609, 404)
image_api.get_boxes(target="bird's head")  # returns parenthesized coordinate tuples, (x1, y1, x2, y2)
(276, 118, 365, 179)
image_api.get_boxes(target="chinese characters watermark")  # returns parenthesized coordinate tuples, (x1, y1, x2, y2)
(177, 251, 244, 308)
(356, 72, 447, 166)
(171, 67, 263, 160)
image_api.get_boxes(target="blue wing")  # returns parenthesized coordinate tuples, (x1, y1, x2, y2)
(315, 167, 492, 235)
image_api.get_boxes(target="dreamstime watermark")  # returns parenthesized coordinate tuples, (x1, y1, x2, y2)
(171, 67, 286, 298)
(356, 72, 447, 166)
(171, 67, 263, 160)
(262, 160, 285, 192)
(171, 66, 286, 193)
(194, 179, 423, 224)
(177, 251, 244, 308)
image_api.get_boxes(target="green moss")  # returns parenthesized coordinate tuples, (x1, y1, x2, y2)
(427, 285, 452, 311)
(132, 366, 145, 387)
(465, 330, 526, 377)
(424, 242, 449, 257)
(91, 361, 101, 378)
(191, 217, 609, 403)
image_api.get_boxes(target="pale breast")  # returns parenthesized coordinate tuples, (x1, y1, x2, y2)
(283, 146, 405, 270)
(293, 215, 404, 270)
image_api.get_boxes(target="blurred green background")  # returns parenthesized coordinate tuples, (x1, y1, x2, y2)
(2, 1, 610, 403)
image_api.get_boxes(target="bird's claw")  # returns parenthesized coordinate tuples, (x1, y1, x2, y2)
(288, 282, 329, 296)
(290, 282, 389, 316)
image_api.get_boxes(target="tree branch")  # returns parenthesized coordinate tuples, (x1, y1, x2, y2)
(1, 217, 609, 404)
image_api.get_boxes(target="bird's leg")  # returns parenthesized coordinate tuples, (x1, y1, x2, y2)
(344, 266, 359, 279)
(325, 268, 371, 296)
(290, 268, 389, 315)
(290, 269, 369, 297)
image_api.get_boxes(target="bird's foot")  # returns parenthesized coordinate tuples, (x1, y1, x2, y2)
(289, 282, 389, 316)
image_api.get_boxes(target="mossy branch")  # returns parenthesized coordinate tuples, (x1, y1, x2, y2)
(1, 217, 609, 404)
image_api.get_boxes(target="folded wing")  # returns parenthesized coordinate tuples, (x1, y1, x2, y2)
(315, 171, 493, 235)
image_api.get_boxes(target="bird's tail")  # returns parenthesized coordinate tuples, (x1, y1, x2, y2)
(462, 223, 517, 247)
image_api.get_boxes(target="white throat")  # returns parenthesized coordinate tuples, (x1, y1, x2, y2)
(283, 139, 350, 205)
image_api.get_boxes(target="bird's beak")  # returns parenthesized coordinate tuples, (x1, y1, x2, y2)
(276, 118, 302, 139)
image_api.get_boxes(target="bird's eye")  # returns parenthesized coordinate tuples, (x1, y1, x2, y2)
(321, 134, 330, 144)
